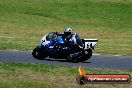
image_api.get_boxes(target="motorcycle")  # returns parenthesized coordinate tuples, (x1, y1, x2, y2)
(32, 32, 98, 62)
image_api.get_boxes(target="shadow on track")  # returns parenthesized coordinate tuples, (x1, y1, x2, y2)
(43, 58, 91, 63)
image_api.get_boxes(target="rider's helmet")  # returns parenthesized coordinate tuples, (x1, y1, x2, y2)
(64, 28, 73, 37)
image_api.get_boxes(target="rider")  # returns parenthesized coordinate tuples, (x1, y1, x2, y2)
(63, 28, 83, 52)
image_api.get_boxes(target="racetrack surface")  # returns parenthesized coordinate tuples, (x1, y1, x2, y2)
(0, 50, 132, 70)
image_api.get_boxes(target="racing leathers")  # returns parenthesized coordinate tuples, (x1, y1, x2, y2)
(63, 33, 83, 53)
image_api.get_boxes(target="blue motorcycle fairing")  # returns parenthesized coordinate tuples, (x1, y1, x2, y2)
(56, 36, 64, 45)
(46, 41, 54, 47)
(38, 44, 45, 49)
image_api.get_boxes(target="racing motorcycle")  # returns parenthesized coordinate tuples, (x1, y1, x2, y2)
(32, 32, 98, 62)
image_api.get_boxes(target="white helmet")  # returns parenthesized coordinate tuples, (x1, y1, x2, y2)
(64, 28, 72, 33)
(64, 28, 73, 37)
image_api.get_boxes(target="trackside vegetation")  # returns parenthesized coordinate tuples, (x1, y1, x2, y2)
(0, 62, 132, 88)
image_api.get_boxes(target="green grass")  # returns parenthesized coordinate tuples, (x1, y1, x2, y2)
(0, 62, 132, 88)
(0, 0, 132, 55)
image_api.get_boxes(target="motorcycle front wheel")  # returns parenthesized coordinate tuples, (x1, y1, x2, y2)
(32, 47, 48, 60)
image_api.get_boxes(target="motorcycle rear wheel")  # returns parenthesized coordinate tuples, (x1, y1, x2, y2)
(79, 49, 92, 62)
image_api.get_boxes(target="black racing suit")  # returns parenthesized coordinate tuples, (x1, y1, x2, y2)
(63, 33, 83, 53)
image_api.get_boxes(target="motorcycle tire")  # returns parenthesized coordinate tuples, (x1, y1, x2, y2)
(79, 49, 92, 62)
(32, 47, 48, 60)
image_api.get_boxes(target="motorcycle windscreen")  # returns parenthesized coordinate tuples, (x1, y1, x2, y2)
(41, 35, 53, 47)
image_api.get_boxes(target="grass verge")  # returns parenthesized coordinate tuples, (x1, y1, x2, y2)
(0, 62, 132, 88)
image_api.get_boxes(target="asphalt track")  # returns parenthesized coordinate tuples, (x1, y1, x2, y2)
(0, 50, 132, 70)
